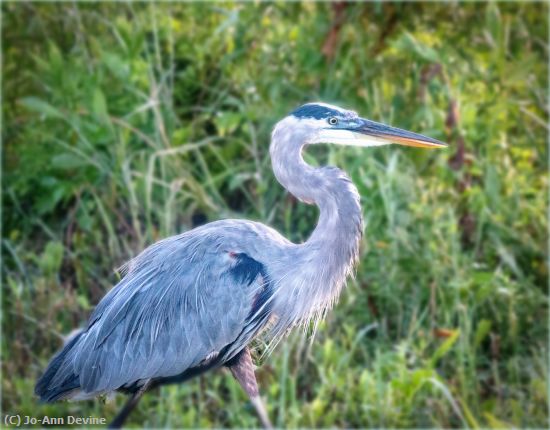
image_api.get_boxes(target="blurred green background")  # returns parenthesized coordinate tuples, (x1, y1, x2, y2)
(2, 2, 548, 428)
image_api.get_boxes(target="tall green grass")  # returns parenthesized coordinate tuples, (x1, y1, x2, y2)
(3, 2, 548, 428)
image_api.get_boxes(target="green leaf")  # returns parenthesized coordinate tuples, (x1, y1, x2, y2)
(483, 413, 512, 429)
(19, 97, 63, 119)
(393, 32, 440, 63)
(77, 294, 91, 310)
(38, 241, 64, 275)
(474, 319, 492, 348)
(102, 52, 129, 79)
(51, 153, 88, 170)
(430, 329, 460, 366)
(35, 186, 65, 214)
(214, 112, 242, 137)
(92, 88, 109, 120)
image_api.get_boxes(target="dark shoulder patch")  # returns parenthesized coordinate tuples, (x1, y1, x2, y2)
(228, 253, 273, 326)
(229, 253, 265, 285)
(291, 104, 341, 120)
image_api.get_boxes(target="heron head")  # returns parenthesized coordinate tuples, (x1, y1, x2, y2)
(282, 102, 446, 149)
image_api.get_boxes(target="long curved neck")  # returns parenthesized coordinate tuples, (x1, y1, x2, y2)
(271, 141, 362, 249)
(269, 126, 363, 328)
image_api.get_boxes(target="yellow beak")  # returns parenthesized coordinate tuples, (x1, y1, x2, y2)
(354, 118, 447, 149)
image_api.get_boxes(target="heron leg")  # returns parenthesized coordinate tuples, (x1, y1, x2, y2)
(108, 380, 151, 429)
(228, 347, 272, 429)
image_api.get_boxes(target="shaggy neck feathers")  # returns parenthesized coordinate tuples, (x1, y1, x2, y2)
(268, 120, 363, 334)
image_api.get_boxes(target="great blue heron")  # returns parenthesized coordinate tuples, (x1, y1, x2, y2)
(35, 103, 445, 428)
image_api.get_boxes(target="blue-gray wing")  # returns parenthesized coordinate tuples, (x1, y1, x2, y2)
(49, 226, 273, 395)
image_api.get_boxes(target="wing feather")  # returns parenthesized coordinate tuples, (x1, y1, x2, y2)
(65, 229, 271, 395)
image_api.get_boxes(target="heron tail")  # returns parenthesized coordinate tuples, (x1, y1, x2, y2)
(35, 331, 83, 402)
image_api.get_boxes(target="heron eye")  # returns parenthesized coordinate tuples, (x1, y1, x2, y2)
(328, 117, 338, 125)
